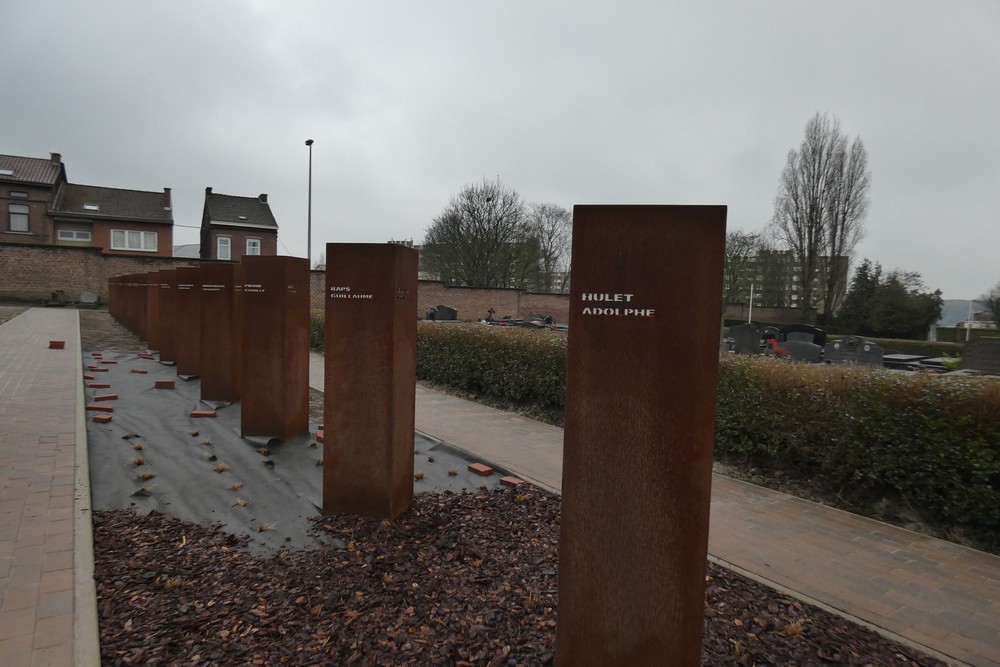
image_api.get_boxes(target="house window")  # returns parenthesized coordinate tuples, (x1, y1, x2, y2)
(217, 236, 231, 260)
(111, 229, 158, 252)
(9, 191, 28, 198)
(246, 238, 261, 256)
(57, 229, 92, 242)
(8, 204, 29, 232)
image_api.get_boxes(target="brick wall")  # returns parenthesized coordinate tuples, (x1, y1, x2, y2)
(307, 273, 570, 322)
(0, 243, 204, 303)
(724, 303, 812, 325)
(206, 228, 277, 261)
(1, 243, 573, 321)
(1, 183, 54, 245)
(92, 220, 174, 257)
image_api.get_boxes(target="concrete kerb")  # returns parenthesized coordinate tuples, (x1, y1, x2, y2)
(706, 554, 966, 667)
(414, 428, 562, 496)
(72, 312, 102, 666)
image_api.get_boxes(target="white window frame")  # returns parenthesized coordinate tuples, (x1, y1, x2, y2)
(217, 235, 232, 260)
(57, 229, 92, 242)
(111, 229, 158, 252)
(8, 203, 29, 232)
(246, 237, 261, 256)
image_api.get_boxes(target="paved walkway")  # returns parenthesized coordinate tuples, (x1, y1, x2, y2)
(311, 352, 1000, 667)
(0, 309, 99, 667)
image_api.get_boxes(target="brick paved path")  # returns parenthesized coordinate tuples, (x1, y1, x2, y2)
(310, 352, 1000, 666)
(0, 309, 99, 667)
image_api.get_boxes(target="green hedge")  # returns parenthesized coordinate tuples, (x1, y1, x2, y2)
(408, 323, 1000, 540)
(715, 357, 1000, 531)
(415, 322, 566, 411)
(310, 310, 325, 351)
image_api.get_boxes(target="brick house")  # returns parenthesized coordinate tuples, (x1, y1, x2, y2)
(0, 153, 67, 245)
(200, 187, 278, 261)
(51, 183, 174, 256)
(1, 151, 174, 255)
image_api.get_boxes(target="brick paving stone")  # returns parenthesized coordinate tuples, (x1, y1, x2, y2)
(0, 635, 32, 667)
(30, 642, 72, 667)
(0, 309, 91, 666)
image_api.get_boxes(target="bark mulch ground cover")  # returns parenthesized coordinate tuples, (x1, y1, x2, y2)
(94, 489, 942, 666)
(73, 309, 944, 666)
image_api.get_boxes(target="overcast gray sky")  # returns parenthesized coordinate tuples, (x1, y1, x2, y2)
(3, 1, 998, 299)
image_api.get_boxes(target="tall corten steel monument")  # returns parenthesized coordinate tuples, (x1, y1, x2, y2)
(555, 205, 726, 666)
(156, 270, 178, 364)
(322, 242, 418, 520)
(237, 255, 310, 440)
(199, 263, 238, 403)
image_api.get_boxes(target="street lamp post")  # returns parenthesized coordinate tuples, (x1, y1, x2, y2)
(305, 139, 314, 268)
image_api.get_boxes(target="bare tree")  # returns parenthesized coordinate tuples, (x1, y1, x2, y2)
(822, 136, 870, 317)
(770, 113, 871, 323)
(527, 203, 571, 293)
(722, 230, 762, 305)
(981, 279, 1000, 325)
(422, 178, 535, 288)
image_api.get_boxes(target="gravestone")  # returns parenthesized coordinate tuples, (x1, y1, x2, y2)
(824, 336, 883, 366)
(237, 256, 309, 440)
(556, 205, 726, 666)
(433, 304, 458, 320)
(174, 267, 203, 377)
(729, 323, 760, 355)
(145, 273, 161, 352)
(199, 263, 239, 402)
(760, 325, 783, 343)
(781, 340, 822, 363)
(958, 338, 1000, 374)
(79, 291, 99, 309)
(323, 243, 418, 520)
(157, 270, 178, 363)
(782, 323, 826, 348)
(883, 353, 929, 371)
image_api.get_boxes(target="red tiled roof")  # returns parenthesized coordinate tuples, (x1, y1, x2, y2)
(205, 191, 278, 228)
(52, 184, 173, 223)
(0, 154, 63, 186)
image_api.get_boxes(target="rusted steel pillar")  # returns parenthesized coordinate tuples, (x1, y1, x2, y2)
(157, 270, 178, 364)
(146, 272, 161, 352)
(556, 205, 727, 666)
(199, 263, 238, 402)
(174, 266, 203, 377)
(237, 256, 310, 440)
(323, 243, 418, 519)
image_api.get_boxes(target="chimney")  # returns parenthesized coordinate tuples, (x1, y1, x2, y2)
(259, 193, 268, 204)
(50, 152, 62, 165)
(205, 186, 213, 195)
(163, 188, 172, 211)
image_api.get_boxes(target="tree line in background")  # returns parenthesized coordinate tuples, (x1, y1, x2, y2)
(982, 280, 1000, 326)
(423, 114, 992, 340)
(770, 112, 871, 324)
(421, 178, 571, 293)
(727, 112, 948, 339)
(838, 259, 943, 339)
